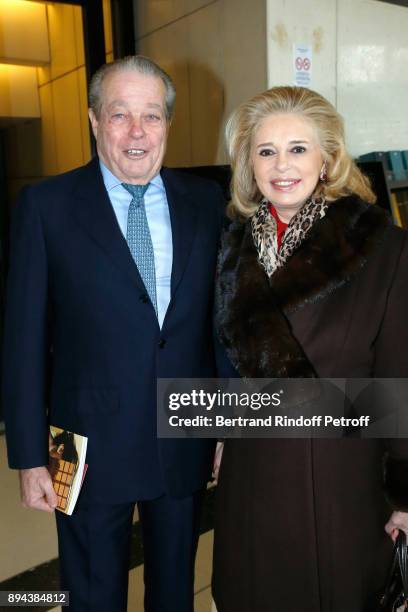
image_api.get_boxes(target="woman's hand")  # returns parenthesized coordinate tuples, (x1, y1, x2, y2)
(385, 511, 408, 542)
(212, 441, 224, 484)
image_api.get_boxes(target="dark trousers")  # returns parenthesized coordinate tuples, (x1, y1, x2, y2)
(55, 491, 204, 612)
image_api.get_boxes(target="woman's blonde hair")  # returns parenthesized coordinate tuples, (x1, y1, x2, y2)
(226, 86, 376, 218)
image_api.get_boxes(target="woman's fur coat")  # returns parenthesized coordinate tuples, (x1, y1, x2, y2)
(213, 196, 408, 612)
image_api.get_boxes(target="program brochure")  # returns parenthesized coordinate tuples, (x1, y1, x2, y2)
(48, 425, 88, 515)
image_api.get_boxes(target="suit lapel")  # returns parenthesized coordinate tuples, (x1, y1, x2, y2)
(70, 162, 198, 311)
(161, 168, 198, 297)
(70, 158, 147, 293)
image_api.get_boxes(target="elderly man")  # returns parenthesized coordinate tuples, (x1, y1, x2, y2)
(3, 56, 224, 612)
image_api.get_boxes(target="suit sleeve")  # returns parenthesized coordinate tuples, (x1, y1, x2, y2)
(372, 231, 408, 510)
(2, 186, 50, 469)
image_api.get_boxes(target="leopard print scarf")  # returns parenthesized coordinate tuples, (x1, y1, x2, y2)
(251, 196, 328, 277)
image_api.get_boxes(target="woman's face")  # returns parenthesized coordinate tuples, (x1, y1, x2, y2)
(250, 112, 324, 222)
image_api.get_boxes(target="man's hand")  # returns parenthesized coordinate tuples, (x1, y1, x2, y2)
(19, 467, 58, 512)
(212, 441, 224, 484)
(385, 511, 408, 542)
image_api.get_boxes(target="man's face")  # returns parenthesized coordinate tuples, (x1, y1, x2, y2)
(89, 70, 169, 184)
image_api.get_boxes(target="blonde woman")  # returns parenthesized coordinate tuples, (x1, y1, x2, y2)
(212, 86, 408, 612)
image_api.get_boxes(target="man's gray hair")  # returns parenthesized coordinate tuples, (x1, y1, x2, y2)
(89, 55, 176, 121)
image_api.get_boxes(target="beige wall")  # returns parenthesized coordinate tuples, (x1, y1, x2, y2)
(0, 65, 40, 120)
(5, 1, 113, 202)
(135, 0, 267, 166)
(266, 0, 408, 156)
(37, 4, 91, 177)
(136, 0, 408, 165)
(103, 0, 114, 63)
(0, 0, 49, 66)
(6, 4, 87, 200)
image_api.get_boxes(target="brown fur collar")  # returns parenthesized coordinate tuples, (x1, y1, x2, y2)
(215, 196, 390, 378)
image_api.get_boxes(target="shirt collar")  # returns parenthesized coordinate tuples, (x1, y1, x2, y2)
(99, 159, 164, 193)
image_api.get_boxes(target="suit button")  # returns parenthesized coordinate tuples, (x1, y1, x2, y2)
(139, 294, 149, 303)
(158, 339, 166, 349)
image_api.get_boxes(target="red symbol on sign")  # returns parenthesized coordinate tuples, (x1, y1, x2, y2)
(295, 57, 311, 71)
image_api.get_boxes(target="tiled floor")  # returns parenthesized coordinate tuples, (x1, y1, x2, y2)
(0, 435, 218, 611)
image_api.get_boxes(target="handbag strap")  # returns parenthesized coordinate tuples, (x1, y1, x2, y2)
(396, 531, 408, 599)
(381, 539, 400, 601)
(379, 531, 408, 610)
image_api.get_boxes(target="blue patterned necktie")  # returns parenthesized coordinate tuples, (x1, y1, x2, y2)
(122, 182, 158, 315)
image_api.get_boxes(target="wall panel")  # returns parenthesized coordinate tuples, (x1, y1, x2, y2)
(266, 0, 408, 156)
(266, 0, 337, 105)
(138, 19, 192, 166)
(187, 3, 224, 165)
(0, 1, 49, 66)
(0, 65, 40, 119)
(337, 0, 408, 155)
(52, 71, 85, 173)
(135, 0, 216, 37)
(47, 4, 79, 81)
(39, 83, 58, 176)
(135, 0, 266, 166)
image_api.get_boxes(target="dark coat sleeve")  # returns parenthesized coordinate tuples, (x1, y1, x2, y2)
(372, 230, 408, 510)
(2, 186, 50, 469)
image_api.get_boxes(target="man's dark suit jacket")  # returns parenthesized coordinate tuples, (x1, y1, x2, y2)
(3, 157, 223, 503)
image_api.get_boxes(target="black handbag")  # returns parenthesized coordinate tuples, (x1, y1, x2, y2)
(378, 532, 408, 611)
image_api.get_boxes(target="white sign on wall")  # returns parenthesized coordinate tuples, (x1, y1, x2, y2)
(293, 43, 312, 87)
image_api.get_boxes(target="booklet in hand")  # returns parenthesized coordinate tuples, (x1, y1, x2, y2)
(48, 425, 88, 515)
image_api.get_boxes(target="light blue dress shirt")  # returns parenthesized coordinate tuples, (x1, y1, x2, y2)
(100, 161, 173, 328)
